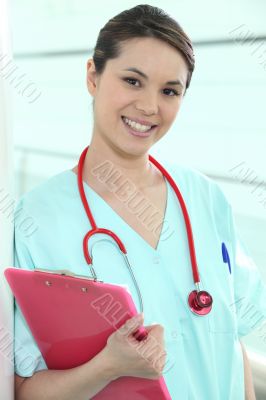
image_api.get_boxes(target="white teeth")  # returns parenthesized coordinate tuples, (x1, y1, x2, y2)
(123, 116, 152, 132)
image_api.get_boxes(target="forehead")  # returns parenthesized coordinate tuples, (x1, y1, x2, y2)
(107, 37, 188, 82)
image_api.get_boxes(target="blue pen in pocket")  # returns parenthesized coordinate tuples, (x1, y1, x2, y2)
(221, 242, 231, 274)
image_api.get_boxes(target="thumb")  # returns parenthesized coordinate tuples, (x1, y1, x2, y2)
(143, 323, 160, 333)
(118, 313, 144, 337)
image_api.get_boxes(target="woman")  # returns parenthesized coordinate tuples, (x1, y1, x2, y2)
(14, 4, 265, 399)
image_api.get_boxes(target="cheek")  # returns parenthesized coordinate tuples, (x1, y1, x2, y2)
(105, 85, 129, 111)
(162, 106, 179, 125)
(168, 100, 182, 120)
(115, 90, 136, 108)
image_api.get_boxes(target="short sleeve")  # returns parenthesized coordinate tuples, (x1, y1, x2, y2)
(227, 204, 266, 338)
(13, 204, 48, 377)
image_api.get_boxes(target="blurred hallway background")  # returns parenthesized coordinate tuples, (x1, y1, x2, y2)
(6, 1, 266, 396)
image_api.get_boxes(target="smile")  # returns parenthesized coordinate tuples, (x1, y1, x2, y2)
(122, 116, 156, 132)
(121, 116, 157, 138)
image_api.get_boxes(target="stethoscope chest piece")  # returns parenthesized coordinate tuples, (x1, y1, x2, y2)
(188, 290, 213, 316)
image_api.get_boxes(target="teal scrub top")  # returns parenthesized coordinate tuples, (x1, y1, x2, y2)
(13, 162, 266, 399)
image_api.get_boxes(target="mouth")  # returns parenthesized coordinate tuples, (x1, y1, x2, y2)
(121, 116, 158, 138)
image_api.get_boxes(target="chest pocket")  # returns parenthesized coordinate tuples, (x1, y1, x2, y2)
(202, 257, 238, 334)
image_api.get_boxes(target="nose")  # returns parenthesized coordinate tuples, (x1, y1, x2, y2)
(135, 90, 158, 115)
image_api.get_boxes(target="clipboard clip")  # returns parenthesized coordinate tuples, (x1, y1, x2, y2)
(34, 268, 103, 282)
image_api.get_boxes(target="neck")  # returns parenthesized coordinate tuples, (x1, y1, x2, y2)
(82, 134, 156, 192)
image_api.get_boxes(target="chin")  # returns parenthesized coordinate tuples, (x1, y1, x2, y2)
(121, 141, 153, 158)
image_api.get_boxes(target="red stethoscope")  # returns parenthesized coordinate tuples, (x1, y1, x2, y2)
(77, 145, 213, 316)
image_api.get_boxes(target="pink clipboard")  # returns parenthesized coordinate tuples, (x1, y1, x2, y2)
(5, 267, 171, 399)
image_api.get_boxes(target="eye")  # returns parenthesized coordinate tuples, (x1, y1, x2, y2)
(124, 77, 140, 87)
(123, 77, 181, 97)
(163, 88, 180, 97)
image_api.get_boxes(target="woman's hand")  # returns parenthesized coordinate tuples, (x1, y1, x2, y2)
(102, 313, 167, 381)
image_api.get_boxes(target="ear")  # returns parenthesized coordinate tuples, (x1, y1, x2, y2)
(86, 58, 98, 96)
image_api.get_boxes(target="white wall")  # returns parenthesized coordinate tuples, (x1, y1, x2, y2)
(0, 0, 14, 398)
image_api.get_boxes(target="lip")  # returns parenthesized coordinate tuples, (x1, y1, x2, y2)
(122, 115, 158, 127)
(121, 116, 157, 138)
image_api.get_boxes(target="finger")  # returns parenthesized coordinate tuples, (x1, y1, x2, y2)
(139, 341, 163, 363)
(152, 350, 167, 370)
(144, 324, 164, 332)
(117, 313, 144, 337)
(143, 325, 165, 342)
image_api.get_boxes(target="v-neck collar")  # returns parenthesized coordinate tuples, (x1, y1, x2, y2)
(67, 169, 170, 253)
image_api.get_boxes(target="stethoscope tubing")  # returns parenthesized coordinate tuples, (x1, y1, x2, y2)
(77, 146, 213, 315)
(78, 146, 200, 281)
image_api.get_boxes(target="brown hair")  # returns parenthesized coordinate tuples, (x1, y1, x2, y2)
(92, 4, 195, 93)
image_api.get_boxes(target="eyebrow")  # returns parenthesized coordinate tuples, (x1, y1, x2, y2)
(122, 67, 184, 88)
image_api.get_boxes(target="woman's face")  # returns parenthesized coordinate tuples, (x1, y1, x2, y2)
(87, 37, 188, 156)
